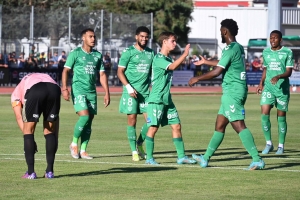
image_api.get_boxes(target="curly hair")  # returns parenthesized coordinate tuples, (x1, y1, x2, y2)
(220, 19, 239, 36)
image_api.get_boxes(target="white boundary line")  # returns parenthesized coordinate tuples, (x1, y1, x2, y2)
(3, 157, 300, 173)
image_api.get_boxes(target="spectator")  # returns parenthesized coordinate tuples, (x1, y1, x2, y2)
(293, 58, 300, 71)
(25, 54, 38, 69)
(113, 52, 121, 72)
(252, 56, 262, 72)
(58, 51, 67, 85)
(17, 53, 26, 69)
(39, 52, 47, 68)
(50, 52, 59, 69)
(103, 52, 112, 71)
(0, 53, 8, 68)
(9, 52, 18, 68)
(190, 54, 199, 70)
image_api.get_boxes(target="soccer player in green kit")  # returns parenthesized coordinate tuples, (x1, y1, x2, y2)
(144, 31, 196, 165)
(256, 30, 294, 155)
(61, 28, 110, 159)
(188, 19, 265, 170)
(118, 26, 155, 161)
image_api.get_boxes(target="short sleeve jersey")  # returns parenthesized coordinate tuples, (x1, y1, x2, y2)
(262, 46, 294, 93)
(119, 45, 155, 95)
(64, 47, 104, 93)
(217, 42, 247, 95)
(11, 73, 57, 108)
(148, 53, 173, 105)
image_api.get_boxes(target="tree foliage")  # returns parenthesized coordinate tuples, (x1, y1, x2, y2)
(1, 0, 193, 48)
(87, 0, 194, 45)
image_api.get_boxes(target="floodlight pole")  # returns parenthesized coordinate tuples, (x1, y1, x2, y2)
(209, 16, 217, 55)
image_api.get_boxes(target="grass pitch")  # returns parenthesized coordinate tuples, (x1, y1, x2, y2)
(0, 93, 299, 200)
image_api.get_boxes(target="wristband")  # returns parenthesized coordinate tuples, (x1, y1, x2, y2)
(125, 84, 134, 94)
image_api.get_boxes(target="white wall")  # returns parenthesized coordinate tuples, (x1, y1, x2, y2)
(188, 7, 269, 56)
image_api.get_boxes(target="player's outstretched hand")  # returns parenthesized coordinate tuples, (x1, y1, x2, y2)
(103, 94, 110, 107)
(193, 55, 206, 66)
(188, 77, 199, 87)
(183, 44, 190, 56)
(62, 90, 70, 101)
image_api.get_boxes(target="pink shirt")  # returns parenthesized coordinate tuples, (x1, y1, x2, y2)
(11, 73, 58, 107)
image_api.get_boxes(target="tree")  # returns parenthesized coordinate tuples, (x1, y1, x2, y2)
(86, 0, 194, 45)
(1, 0, 88, 47)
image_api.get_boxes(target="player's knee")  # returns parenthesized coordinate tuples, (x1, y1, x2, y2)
(79, 115, 90, 126)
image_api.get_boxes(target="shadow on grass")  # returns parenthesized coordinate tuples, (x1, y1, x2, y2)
(56, 166, 177, 178)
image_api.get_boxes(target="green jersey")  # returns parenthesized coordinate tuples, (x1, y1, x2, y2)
(64, 47, 104, 93)
(119, 45, 154, 95)
(217, 42, 247, 95)
(262, 46, 294, 93)
(148, 53, 173, 105)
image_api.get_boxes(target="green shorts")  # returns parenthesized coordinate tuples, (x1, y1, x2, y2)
(71, 91, 97, 115)
(119, 93, 148, 114)
(146, 102, 180, 127)
(260, 88, 289, 111)
(218, 94, 246, 122)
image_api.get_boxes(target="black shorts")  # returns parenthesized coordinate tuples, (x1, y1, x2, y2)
(23, 82, 61, 122)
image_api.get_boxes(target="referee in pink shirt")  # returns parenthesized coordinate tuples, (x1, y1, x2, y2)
(11, 73, 61, 179)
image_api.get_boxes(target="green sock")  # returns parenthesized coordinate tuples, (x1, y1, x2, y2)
(72, 115, 89, 144)
(278, 116, 287, 144)
(80, 120, 92, 151)
(239, 128, 261, 162)
(137, 123, 148, 145)
(203, 131, 224, 161)
(261, 114, 272, 141)
(173, 137, 185, 159)
(127, 126, 137, 152)
(145, 136, 154, 160)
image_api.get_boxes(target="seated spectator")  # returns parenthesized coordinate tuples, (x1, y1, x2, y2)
(0, 53, 8, 68)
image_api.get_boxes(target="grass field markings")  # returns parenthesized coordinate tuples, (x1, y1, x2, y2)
(3, 157, 300, 173)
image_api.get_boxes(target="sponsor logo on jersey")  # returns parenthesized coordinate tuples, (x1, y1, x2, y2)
(279, 55, 283, 59)
(167, 112, 178, 119)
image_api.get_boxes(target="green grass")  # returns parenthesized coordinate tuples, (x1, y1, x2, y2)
(0, 93, 299, 200)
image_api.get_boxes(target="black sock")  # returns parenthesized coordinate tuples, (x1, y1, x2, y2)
(24, 134, 35, 174)
(45, 133, 57, 173)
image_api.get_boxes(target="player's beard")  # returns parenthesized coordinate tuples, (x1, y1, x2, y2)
(221, 35, 226, 43)
(137, 41, 147, 49)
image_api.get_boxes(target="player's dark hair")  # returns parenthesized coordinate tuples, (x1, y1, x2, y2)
(81, 28, 94, 37)
(220, 19, 239, 36)
(136, 26, 150, 35)
(158, 31, 177, 46)
(270, 30, 282, 39)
